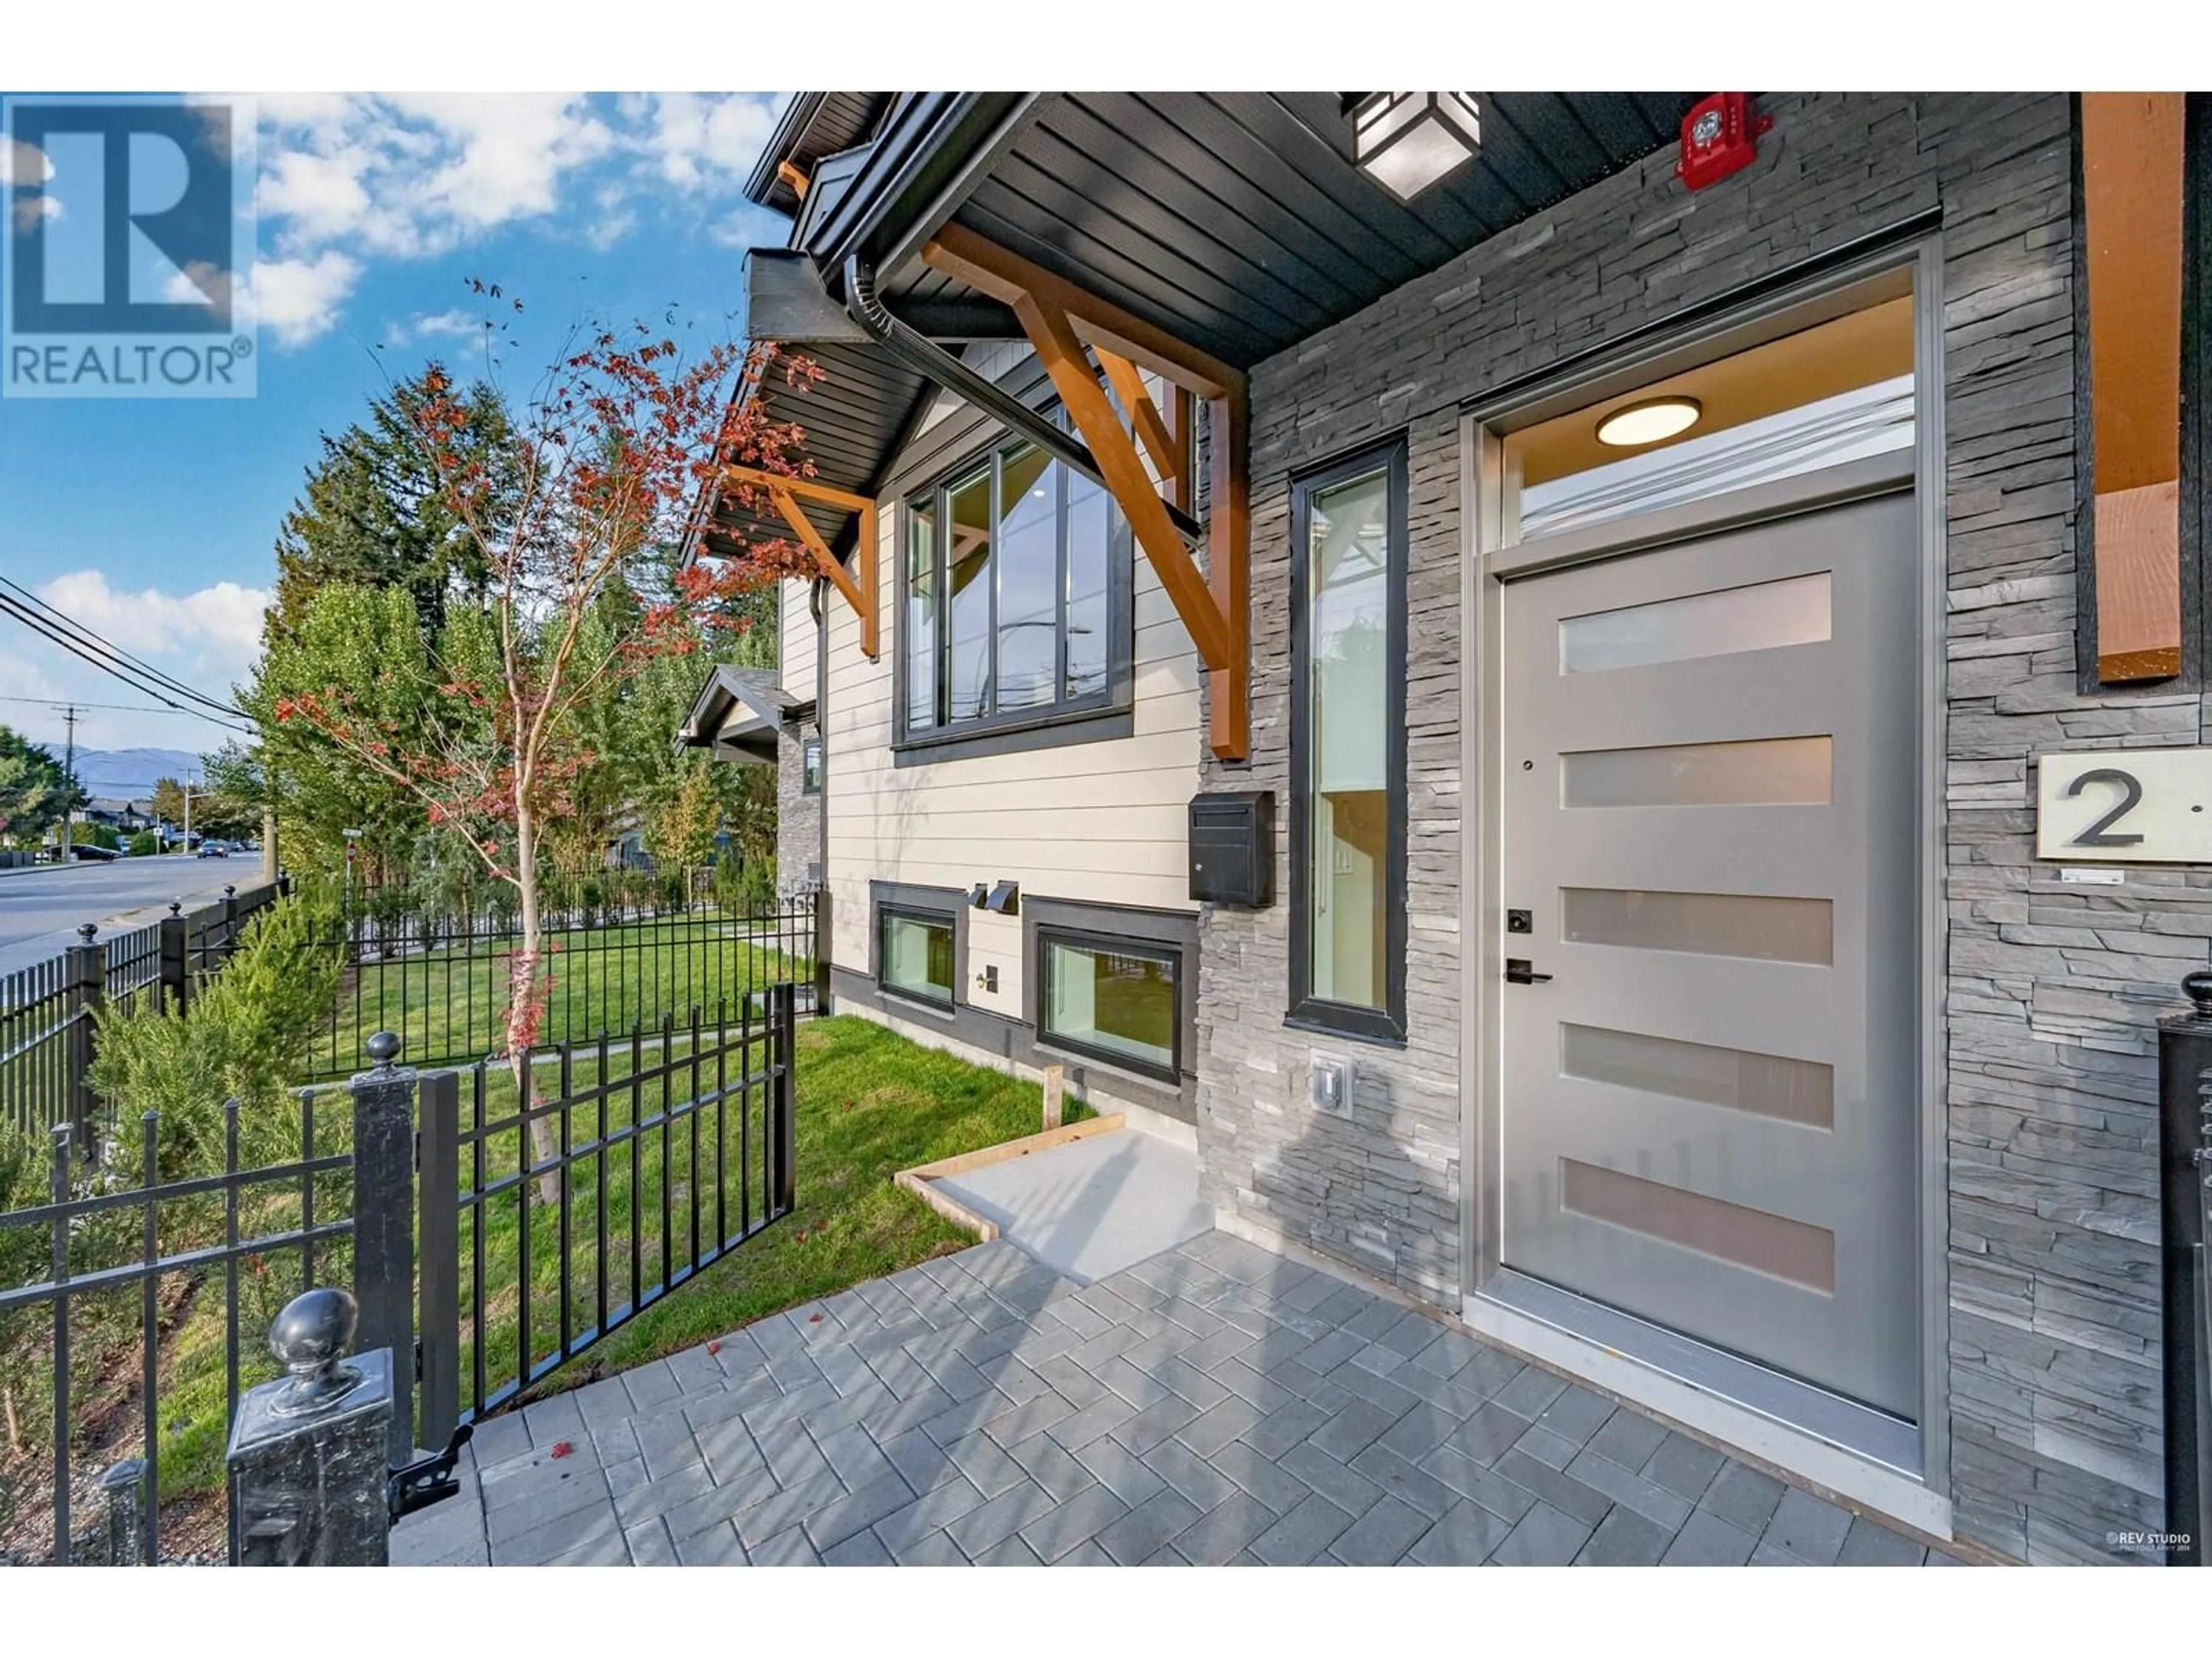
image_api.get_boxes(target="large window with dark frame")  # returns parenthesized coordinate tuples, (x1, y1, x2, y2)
(1037, 929, 1181, 1082)
(899, 421, 1124, 743)
(1288, 438, 1409, 1043)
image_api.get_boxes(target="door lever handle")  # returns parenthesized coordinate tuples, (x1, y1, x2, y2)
(1505, 959, 1552, 985)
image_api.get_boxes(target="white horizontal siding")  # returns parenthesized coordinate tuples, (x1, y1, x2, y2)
(779, 579, 816, 700)
(823, 490, 1202, 1025)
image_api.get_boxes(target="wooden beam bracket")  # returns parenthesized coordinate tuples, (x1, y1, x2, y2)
(722, 465, 878, 660)
(921, 227, 1249, 760)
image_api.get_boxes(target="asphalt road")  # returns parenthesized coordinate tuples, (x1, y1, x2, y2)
(0, 858, 256, 976)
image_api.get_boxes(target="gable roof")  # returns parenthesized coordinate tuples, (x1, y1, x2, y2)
(675, 665, 802, 764)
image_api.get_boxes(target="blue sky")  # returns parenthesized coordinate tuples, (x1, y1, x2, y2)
(0, 91, 793, 756)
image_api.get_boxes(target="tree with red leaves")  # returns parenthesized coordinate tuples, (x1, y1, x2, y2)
(274, 290, 820, 1192)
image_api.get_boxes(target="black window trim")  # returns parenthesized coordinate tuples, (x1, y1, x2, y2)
(799, 732, 823, 796)
(870, 880, 965, 1013)
(1033, 923, 1184, 1086)
(892, 413, 1135, 755)
(1286, 434, 1411, 1047)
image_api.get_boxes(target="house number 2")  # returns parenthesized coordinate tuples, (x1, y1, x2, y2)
(2037, 749, 2212, 865)
(2062, 768, 2146, 848)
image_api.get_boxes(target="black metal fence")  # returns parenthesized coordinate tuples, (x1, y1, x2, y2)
(415, 985, 798, 1441)
(0, 1084, 357, 1565)
(309, 892, 818, 1080)
(0, 985, 798, 1565)
(1, 880, 285, 1146)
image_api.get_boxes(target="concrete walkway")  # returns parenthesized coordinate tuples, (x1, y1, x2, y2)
(932, 1128, 1213, 1284)
(394, 1232, 1965, 1567)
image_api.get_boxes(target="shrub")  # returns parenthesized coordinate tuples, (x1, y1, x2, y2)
(127, 830, 160, 857)
(88, 891, 344, 1175)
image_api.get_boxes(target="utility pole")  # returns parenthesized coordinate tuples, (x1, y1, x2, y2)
(59, 704, 77, 860)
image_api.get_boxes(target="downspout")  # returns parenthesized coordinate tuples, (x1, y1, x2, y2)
(842, 254, 1207, 552)
(810, 574, 831, 1012)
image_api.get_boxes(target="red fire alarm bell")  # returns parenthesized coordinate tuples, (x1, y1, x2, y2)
(1676, 93, 1771, 191)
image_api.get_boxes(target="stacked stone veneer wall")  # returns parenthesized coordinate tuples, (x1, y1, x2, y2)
(776, 718, 820, 899)
(1191, 92, 2180, 1562)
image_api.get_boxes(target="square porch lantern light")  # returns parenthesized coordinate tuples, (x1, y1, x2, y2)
(1351, 93, 1483, 201)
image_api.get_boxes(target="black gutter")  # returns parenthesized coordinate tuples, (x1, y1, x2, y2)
(810, 94, 1031, 285)
(843, 255, 1206, 551)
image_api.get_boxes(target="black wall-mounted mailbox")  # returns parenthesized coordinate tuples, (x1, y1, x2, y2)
(1189, 791, 1274, 907)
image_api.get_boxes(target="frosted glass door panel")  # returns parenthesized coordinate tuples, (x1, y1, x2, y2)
(1560, 573, 1831, 674)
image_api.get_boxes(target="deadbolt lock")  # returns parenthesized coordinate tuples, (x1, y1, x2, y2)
(1506, 909, 1532, 934)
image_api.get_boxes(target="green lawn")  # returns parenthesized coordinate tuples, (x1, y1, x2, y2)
(315, 919, 813, 1077)
(17, 1012, 1082, 1544)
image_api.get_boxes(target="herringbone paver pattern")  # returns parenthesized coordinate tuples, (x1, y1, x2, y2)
(395, 1233, 1964, 1566)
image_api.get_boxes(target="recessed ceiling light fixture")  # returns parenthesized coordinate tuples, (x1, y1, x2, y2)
(1596, 396, 1703, 448)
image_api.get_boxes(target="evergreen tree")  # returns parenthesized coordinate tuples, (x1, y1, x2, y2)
(270, 366, 518, 640)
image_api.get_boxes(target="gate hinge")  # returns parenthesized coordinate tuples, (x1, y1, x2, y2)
(387, 1424, 473, 1526)
(412, 1336, 423, 1382)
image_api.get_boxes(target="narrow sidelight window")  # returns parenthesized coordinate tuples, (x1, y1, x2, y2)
(800, 733, 823, 795)
(1289, 438, 1408, 1043)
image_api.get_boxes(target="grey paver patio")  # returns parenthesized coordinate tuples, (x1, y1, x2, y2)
(395, 1231, 1968, 1567)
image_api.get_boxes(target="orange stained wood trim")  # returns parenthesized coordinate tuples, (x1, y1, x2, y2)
(776, 160, 810, 199)
(1013, 289, 1232, 677)
(1169, 386, 1195, 515)
(724, 464, 878, 660)
(2082, 93, 2186, 683)
(922, 221, 1244, 403)
(1095, 347, 1184, 494)
(1207, 385, 1249, 762)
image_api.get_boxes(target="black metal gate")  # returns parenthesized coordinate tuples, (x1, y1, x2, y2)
(409, 984, 798, 1447)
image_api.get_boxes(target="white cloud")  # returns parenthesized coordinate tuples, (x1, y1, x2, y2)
(12, 193, 59, 232)
(642, 93, 781, 192)
(37, 571, 268, 664)
(1, 573, 270, 753)
(244, 251, 362, 349)
(233, 93, 789, 340)
(1, 137, 53, 187)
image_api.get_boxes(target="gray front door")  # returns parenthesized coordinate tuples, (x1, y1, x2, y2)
(1499, 490, 1920, 1421)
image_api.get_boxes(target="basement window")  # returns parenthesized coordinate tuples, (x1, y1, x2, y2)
(1039, 930, 1181, 1082)
(878, 907, 956, 1007)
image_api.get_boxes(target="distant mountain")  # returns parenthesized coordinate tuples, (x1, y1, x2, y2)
(69, 748, 207, 800)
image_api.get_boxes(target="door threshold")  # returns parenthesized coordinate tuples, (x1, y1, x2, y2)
(1468, 1270, 1952, 1540)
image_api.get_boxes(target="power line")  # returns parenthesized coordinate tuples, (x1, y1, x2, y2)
(0, 594, 255, 734)
(0, 575, 251, 721)
(0, 693, 244, 719)
(0, 574, 247, 718)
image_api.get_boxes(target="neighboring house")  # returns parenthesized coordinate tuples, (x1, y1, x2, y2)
(68, 797, 157, 835)
(677, 664, 819, 897)
(680, 92, 2209, 1565)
